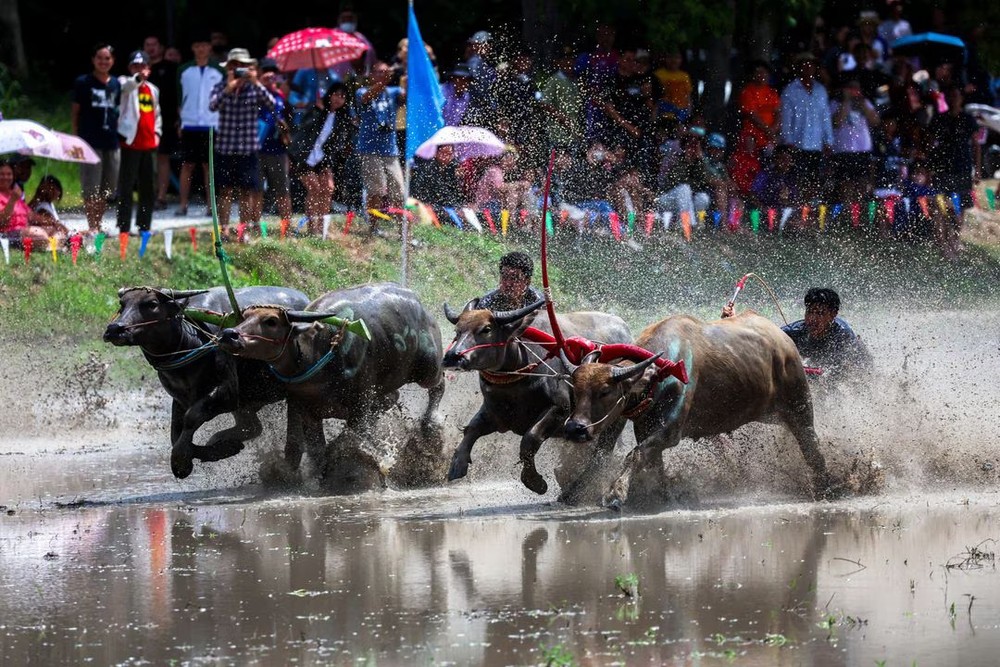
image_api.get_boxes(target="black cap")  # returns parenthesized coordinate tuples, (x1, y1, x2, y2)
(129, 50, 149, 66)
(258, 57, 279, 73)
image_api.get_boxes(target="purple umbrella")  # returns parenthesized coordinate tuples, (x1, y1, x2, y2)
(414, 125, 506, 161)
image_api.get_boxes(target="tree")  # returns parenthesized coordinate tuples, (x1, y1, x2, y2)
(0, 0, 28, 78)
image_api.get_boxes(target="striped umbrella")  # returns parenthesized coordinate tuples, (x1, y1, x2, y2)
(266, 27, 369, 72)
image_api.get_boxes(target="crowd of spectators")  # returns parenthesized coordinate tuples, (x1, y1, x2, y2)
(2, 2, 996, 257)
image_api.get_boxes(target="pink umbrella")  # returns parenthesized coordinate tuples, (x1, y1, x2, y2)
(414, 125, 507, 161)
(21, 130, 101, 164)
(267, 27, 369, 72)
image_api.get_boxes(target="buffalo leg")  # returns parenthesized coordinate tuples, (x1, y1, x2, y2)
(260, 401, 305, 486)
(780, 404, 836, 498)
(195, 408, 259, 462)
(170, 401, 184, 448)
(604, 423, 679, 510)
(324, 412, 385, 493)
(170, 389, 235, 479)
(420, 377, 446, 434)
(519, 406, 564, 495)
(301, 413, 329, 479)
(557, 418, 627, 505)
(448, 408, 499, 481)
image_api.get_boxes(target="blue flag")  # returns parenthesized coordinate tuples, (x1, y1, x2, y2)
(405, 3, 444, 161)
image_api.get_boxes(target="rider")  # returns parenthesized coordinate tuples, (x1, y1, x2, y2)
(723, 287, 873, 381)
(478, 251, 544, 312)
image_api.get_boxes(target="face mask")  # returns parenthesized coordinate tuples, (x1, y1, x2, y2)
(339, 22, 357, 33)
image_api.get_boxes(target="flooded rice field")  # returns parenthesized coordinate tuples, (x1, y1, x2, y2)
(2, 309, 1000, 665)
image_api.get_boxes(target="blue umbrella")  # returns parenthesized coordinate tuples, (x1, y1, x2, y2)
(892, 32, 966, 63)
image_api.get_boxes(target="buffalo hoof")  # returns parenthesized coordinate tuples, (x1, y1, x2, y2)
(520, 465, 549, 495)
(447, 452, 471, 482)
(602, 495, 624, 512)
(171, 449, 194, 479)
(259, 453, 302, 487)
(388, 431, 447, 489)
(323, 450, 386, 495)
(193, 440, 245, 463)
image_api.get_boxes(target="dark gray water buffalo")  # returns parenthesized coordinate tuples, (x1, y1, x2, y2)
(563, 311, 837, 509)
(216, 282, 445, 492)
(103, 285, 310, 479)
(442, 299, 632, 502)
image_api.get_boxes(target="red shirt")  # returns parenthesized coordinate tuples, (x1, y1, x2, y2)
(127, 83, 158, 150)
(738, 83, 780, 153)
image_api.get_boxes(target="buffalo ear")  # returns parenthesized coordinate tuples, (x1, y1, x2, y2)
(464, 298, 479, 312)
(501, 307, 539, 340)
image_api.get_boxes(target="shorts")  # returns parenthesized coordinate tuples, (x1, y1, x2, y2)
(80, 148, 120, 200)
(180, 128, 211, 164)
(259, 154, 290, 196)
(359, 154, 404, 201)
(158, 127, 179, 156)
(214, 152, 261, 191)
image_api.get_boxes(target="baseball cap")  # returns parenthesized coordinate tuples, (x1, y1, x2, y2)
(258, 57, 279, 73)
(129, 50, 149, 66)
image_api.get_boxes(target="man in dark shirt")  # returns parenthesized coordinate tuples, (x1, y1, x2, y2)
(723, 287, 872, 382)
(478, 251, 544, 312)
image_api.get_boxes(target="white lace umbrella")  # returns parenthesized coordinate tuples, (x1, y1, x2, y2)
(0, 119, 60, 155)
(414, 125, 506, 160)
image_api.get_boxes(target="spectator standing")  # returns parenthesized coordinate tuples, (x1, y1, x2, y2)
(355, 61, 405, 238)
(208, 48, 276, 233)
(440, 64, 472, 126)
(177, 34, 224, 216)
(332, 8, 377, 81)
(143, 35, 179, 210)
(253, 58, 293, 228)
(289, 82, 354, 234)
(538, 47, 583, 153)
(653, 50, 693, 121)
(857, 11, 889, 71)
(464, 31, 497, 127)
(287, 67, 340, 126)
(829, 78, 879, 206)
(116, 51, 162, 235)
(737, 60, 781, 156)
(72, 43, 121, 233)
(750, 144, 801, 210)
(878, 0, 913, 48)
(780, 52, 834, 199)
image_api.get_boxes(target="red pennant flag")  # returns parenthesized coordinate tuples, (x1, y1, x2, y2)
(69, 234, 82, 265)
(971, 189, 979, 209)
(22, 237, 32, 263)
(609, 212, 622, 241)
(918, 196, 930, 218)
(884, 197, 896, 225)
(280, 219, 290, 238)
(519, 209, 529, 227)
(644, 211, 655, 237)
(236, 222, 247, 242)
(729, 205, 742, 231)
(343, 210, 355, 235)
(559, 209, 569, 226)
(119, 232, 129, 260)
(481, 209, 498, 235)
(767, 208, 776, 231)
(680, 211, 692, 241)
(850, 203, 860, 227)
(189, 227, 198, 252)
(801, 205, 810, 225)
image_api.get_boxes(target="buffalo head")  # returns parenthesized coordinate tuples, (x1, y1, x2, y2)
(564, 352, 663, 442)
(441, 298, 544, 370)
(103, 287, 208, 346)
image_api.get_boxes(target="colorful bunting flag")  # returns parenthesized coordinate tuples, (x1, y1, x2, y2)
(987, 189, 996, 210)
(280, 219, 290, 238)
(462, 207, 484, 233)
(188, 227, 196, 253)
(0, 237, 9, 264)
(444, 207, 464, 229)
(163, 229, 173, 259)
(644, 211, 655, 237)
(818, 204, 827, 231)
(49, 236, 58, 262)
(23, 237, 33, 263)
(680, 211, 691, 241)
(139, 231, 151, 258)
(69, 234, 82, 265)
(95, 232, 106, 256)
(609, 212, 622, 241)
(545, 210, 554, 235)
(750, 209, 760, 233)
(767, 208, 776, 231)
(662, 211, 672, 230)
(118, 232, 129, 260)
(482, 209, 498, 235)
(500, 210, 510, 236)
(322, 215, 331, 239)
(851, 202, 860, 227)
(780, 207, 793, 231)
(626, 211, 635, 234)
(344, 210, 355, 235)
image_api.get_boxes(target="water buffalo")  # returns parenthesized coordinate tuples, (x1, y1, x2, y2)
(104, 285, 310, 479)
(216, 282, 445, 492)
(442, 299, 632, 502)
(563, 311, 836, 510)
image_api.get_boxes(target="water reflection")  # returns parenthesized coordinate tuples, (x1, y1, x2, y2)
(2, 489, 1000, 665)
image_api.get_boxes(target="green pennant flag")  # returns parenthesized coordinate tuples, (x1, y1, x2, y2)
(544, 210, 554, 235)
(260, 220, 269, 238)
(627, 211, 636, 234)
(868, 201, 877, 224)
(94, 232, 106, 256)
(750, 209, 760, 233)
(987, 189, 996, 210)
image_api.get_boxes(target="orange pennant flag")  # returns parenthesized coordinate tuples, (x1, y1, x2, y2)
(119, 232, 130, 260)
(680, 211, 692, 241)
(189, 227, 198, 252)
(280, 219, 290, 238)
(918, 196, 930, 217)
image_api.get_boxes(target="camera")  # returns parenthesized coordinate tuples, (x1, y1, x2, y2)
(235, 67, 251, 79)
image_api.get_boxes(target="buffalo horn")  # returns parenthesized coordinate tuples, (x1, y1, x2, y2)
(443, 302, 461, 325)
(162, 288, 211, 300)
(581, 349, 602, 365)
(559, 349, 579, 374)
(286, 310, 339, 323)
(463, 298, 480, 312)
(610, 353, 663, 383)
(493, 299, 546, 326)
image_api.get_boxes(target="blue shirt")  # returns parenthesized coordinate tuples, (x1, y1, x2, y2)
(258, 92, 288, 155)
(780, 79, 834, 152)
(355, 86, 402, 156)
(782, 316, 873, 379)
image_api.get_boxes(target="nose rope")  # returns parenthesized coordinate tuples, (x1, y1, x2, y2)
(564, 392, 627, 428)
(230, 332, 290, 363)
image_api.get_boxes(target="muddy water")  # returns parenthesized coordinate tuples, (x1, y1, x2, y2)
(2, 309, 1000, 665)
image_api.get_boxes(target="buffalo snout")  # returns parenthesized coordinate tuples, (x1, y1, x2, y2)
(103, 322, 129, 345)
(442, 350, 467, 369)
(218, 328, 243, 350)
(565, 419, 593, 442)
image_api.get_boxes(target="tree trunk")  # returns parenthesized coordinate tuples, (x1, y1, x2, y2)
(0, 0, 28, 78)
(702, 34, 733, 131)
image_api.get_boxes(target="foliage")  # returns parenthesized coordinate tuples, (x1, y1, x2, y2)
(0, 63, 27, 118)
(541, 643, 577, 667)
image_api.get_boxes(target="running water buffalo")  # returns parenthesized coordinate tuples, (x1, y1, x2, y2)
(442, 299, 632, 503)
(216, 283, 445, 492)
(103, 285, 310, 479)
(563, 311, 837, 509)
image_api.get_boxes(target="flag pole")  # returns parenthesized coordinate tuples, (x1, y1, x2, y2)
(400, 0, 416, 287)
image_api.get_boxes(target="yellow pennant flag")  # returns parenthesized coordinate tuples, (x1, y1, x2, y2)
(818, 204, 827, 231)
(500, 209, 510, 236)
(368, 209, 392, 221)
(697, 210, 706, 226)
(935, 194, 948, 213)
(49, 236, 59, 262)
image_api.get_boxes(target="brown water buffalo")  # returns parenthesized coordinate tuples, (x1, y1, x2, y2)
(563, 311, 836, 510)
(216, 283, 445, 492)
(103, 285, 310, 478)
(442, 299, 632, 503)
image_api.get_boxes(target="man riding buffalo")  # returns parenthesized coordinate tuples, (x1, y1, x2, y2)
(723, 287, 872, 382)
(477, 251, 544, 312)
